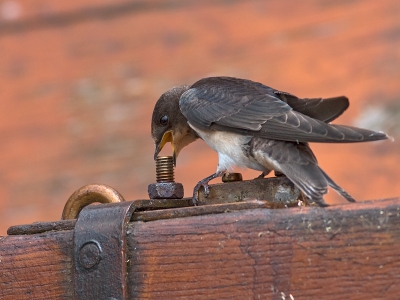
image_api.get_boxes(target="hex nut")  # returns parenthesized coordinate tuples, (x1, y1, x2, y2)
(148, 182, 184, 199)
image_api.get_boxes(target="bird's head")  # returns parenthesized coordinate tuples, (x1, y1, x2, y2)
(151, 85, 198, 166)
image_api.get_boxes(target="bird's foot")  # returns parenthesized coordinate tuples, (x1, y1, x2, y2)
(192, 181, 210, 206)
(192, 172, 224, 206)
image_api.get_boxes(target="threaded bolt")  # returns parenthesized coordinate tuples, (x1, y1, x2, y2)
(148, 156, 184, 199)
(156, 156, 175, 182)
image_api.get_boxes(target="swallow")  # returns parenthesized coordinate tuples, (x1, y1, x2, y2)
(151, 76, 388, 206)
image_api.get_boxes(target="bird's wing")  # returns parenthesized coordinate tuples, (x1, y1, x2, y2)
(180, 77, 387, 143)
(274, 91, 349, 123)
(180, 77, 290, 130)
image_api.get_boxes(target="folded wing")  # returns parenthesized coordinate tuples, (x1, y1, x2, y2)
(180, 76, 388, 143)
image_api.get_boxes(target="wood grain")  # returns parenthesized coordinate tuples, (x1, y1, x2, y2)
(0, 231, 74, 300)
(127, 199, 400, 299)
(1, 198, 400, 299)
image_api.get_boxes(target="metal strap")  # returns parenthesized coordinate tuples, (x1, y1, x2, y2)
(73, 201, 136, 300)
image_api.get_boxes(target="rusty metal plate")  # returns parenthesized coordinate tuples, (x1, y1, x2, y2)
(73, 201, 136, 300)
(197, 177, 303, 206)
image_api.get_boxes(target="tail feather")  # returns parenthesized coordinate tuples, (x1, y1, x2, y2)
(320, 169, 356, 203)
(251, 138, 357, 206)
(278, 163, 329, 207)
(278, 163, 355, 206)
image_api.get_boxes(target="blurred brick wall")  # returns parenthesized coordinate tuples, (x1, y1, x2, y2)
(0, 0, 400, 235)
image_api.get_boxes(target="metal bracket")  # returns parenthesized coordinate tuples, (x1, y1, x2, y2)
(73, 201, 136, 300)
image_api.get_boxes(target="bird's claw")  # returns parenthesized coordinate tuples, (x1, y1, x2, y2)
(192, 180, 211, 206)
(192, 194, 199, 206)
(202, 183, 210, 197)
(191, 172, 223, 206)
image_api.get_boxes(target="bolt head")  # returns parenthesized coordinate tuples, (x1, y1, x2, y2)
(148, 182, 184, 199)
(222, 172, 243, 182)
(79, 241, 101, 269)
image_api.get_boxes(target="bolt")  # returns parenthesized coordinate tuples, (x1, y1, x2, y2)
(79, 241, 101, 269)
(148, 156, 184, 199)
(222, 172, 243, 182)
(156, 156, 174, 182)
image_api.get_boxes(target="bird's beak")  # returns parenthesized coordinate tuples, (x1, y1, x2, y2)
(154, 130, 177, 166)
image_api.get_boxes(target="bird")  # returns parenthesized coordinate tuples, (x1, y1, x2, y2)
(151, 76, 388, 206)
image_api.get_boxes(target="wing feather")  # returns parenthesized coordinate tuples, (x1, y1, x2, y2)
(180, 76, 388, 143)
(274, 91, 349, 123)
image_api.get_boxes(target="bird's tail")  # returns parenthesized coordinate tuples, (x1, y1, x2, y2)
(278, 163, 329, 207)
(279, 163, 355, 207)
(251, 138, 357, 206)
(320, 168, 356, 203)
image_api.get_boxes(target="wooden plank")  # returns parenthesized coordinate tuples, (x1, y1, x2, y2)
(127, 198, 400, 299)
(1, 198, 400, 299)
(0, 231, 74, 300)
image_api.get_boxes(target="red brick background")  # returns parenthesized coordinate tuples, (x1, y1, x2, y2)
(0, 0, 399, 235)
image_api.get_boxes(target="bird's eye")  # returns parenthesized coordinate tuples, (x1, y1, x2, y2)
(160, 115, 169, 126)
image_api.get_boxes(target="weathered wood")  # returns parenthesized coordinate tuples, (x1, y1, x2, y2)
(0, 231, 74, 299)
(127, 199, 400, 299)
(1, 198, 400, 299)
(6, 220, 76, 236)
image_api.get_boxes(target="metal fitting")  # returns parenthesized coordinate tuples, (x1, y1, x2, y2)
(222, 172, 243, 182)
(148, 156, 184, 199)
(62, 184, 125, 220)
(79, 241, 102, 269)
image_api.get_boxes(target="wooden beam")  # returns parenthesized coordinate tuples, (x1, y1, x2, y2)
(1, 198, 400, 299)
(0, 231, 74, 299)
(127, 198, 400, 299)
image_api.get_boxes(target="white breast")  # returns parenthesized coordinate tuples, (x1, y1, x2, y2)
(189, 123, 269, 173)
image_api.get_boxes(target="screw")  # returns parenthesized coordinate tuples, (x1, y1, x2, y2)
(148, 156, 184, 199)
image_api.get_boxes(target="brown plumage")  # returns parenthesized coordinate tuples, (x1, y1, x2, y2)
(151, 76, 388, 206)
